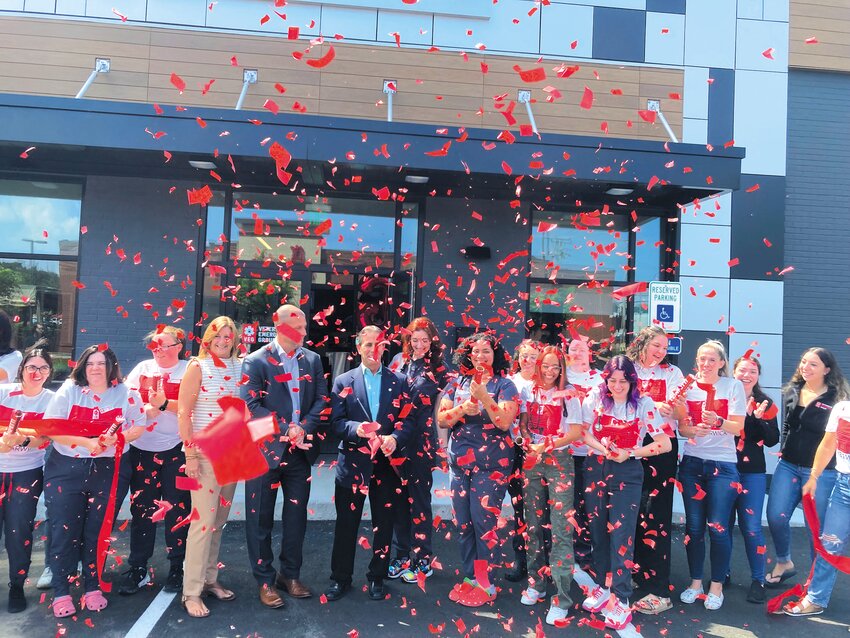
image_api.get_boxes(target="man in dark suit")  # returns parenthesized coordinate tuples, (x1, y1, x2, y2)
(325, 325, 416, 602)
(240, 304, 329, 609)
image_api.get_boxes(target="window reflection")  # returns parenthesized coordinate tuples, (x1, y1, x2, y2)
(0, 181, 81, 256)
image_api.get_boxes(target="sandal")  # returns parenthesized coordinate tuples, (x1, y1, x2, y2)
(784, 596, 824, 617)
(182, 595, 210, 618)
(84, 590, 108, 612)
(202, 581, 236, 601)
(52, 595, 76, 618)
(635, 594, 673, 615)
(766, 567, 797, 587)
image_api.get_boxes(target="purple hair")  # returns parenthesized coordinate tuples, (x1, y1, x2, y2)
(600, 355, 641, 412)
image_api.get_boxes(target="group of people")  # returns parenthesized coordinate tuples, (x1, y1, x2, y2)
(0, 307, 849, 628)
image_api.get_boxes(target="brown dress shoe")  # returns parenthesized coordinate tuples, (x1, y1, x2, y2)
(275, 575, 313, 599)
(259, 584, 285, 608)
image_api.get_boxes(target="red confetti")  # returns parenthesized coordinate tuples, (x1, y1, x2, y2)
(579, 86, 593, 109)
(306, 46, 336, 68)
(170, 73, 186, 94)
(264, 99, 280, 115)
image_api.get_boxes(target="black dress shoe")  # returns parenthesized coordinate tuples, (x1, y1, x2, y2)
(367, 580, 385, 601)
(325, 580, 350, 602)
(503, 562, 528, 583)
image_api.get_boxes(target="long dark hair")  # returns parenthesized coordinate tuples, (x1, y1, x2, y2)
(453, 332, 511, 377)
(733, 355, 770, 405)
(71, 345, 122, 388)
(0, 310, 13, 356)
(784, 347, 850, 401)
(600, 355, 641, 412)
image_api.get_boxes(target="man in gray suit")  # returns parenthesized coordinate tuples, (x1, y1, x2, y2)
(240, 304, 329, 608)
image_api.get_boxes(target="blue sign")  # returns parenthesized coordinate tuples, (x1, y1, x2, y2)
(656, 304, 675, 323)
(667, 337, 682, 356)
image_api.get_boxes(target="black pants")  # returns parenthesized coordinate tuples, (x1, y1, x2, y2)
(245, 452, 311, 585)
(633, 435, 679, 597)
(572, 455, 593, 569)
(0, 467, 43, 586)
(116, 443, 190, 569)
(392, 456, 434, 561)
(331, 457, 403, 585)
(44, 454, 114, 597)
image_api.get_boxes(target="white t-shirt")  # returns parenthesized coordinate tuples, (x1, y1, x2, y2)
(125, 359, 188, 452)
(0, 383, 54, 473)
(566, 367, 602, 456)
(510, 373, 535, 441)
(682, 376, 747, 463)
(44, 380, 145, 459)
(582, 387, 665, 454)
(634, 362, 685, 436)
(826, 401, 850, 474)
(0, 351, 22, 382)
(519, 384, 583, 450)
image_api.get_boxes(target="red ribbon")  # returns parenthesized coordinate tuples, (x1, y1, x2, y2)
(766, 492, 850, 613)
(19, 417, 126, 593)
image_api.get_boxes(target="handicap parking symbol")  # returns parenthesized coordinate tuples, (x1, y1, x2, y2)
(656, 304, 674, 323)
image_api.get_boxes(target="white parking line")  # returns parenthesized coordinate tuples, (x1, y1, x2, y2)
(124, 589, 176, 638)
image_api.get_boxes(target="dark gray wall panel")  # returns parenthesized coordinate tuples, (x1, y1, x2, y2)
(730, 174, 786, 280)
(592, 7, 646, 63)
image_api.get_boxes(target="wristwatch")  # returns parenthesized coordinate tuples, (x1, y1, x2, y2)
(159, 399, 169, 412)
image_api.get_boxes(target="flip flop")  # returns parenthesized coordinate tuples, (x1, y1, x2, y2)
(765, 569, 797, 588)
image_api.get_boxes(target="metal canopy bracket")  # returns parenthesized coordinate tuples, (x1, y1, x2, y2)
(383, 79, 397, 123)
(647, 99, 679, 144)
(517, 89, 538, 135)
(235, 69, 258, 111)
(75, 58, 110, 99)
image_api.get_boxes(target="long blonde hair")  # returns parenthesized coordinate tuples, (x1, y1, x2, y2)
(197, 316, 240, 359)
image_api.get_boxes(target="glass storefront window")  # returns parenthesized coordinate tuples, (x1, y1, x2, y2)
(0, 181, 81, 256)
(204, 190, 227, 262)
(527, 283, 628, 359)
(400, 203, 419, 271)
(230, 193, 396, 268)
(634, 216, 663, 284)
(0, 258, 77, 381)
(531, 211, 629, 281)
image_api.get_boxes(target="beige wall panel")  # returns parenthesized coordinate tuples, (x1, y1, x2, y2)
(790, 0, 850, 72)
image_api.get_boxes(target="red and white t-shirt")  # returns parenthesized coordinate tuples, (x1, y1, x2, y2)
(634, 362, 685, 436)
(0, 383, 54, 473)
(44, 380, 145, 459)
(582, 387, 665, 454)
(826, 401, 850, 474)
(566, 367, 602, 456)
(125, 359, 188, 453)
(519, 385, 583, 450)
(683, 376, 747, 463)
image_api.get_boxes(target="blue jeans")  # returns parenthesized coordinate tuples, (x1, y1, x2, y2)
(731, 472, 768, 583)
(807, 473, 850, 608)
(679, 455, 740, 583)
(767, 459, 837, 564)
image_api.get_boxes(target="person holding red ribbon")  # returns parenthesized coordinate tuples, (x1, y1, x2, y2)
(178, 316, 242, 619)
(785, 400, 850, 616)
(438, 332, 518, 607)
(678, 340, 746, 611)
(581, 355, 671, 631)
(627, 325, 688, 616)
(729, 355, 780, 604)
(43, 344, 145, 618)
(117, 326, 191, 596)
(517, 345, 583, 625)
(0, 342, 54, 613)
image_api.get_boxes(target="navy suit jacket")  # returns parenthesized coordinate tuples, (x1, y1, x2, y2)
(331, 366, 416, 489)
(240, 343, 329, 467)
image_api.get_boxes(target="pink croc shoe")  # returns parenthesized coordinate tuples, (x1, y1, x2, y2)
(52, 595, 76, 618)
(84, 590, 108, 612)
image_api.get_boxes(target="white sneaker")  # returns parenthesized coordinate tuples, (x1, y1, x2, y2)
(704, 592, 724, 610)
(521, 586, 545, 605)
(572, 565, 595, 590)
(582, 585, 610, 613)
(36, 566, 52, 590)
(679, 586, 704, 604)
(545, 605, 571, 626)
(603, 598, 633, 630)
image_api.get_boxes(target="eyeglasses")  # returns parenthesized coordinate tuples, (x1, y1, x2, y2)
(152, 343, 181, 352)
(24, 365, 50, 374)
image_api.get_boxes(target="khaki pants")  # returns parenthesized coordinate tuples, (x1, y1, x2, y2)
(524, 448, 575, 609)
(182, 456, 236, 597)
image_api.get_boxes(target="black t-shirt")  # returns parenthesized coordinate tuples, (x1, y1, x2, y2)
(780, 389, 837, 469)
(736, 408, 780, 474)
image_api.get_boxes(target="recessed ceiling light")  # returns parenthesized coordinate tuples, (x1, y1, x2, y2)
(189, 160, 217, 170)
(606, 188, 633, 196)
(405, 175, 429, 184)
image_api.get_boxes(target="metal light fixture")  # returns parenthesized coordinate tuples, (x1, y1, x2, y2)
(647, 99, 679, 144)
(188, 160, 218, 170)
(405, 175, 429, 184)
(235, 69, 258, 110)
(606, 188, 634, 196)
(76, 58, 110, 99)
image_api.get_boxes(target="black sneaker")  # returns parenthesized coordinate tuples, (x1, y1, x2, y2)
(747, 580, 766, 604)
(164, 564, 183, 593)
(8, 584, 26, 613)
(118, 566, 151, 596)
(503, 560, 528, 583)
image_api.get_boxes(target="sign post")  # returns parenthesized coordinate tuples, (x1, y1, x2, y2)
(648, 281, 682, 334)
